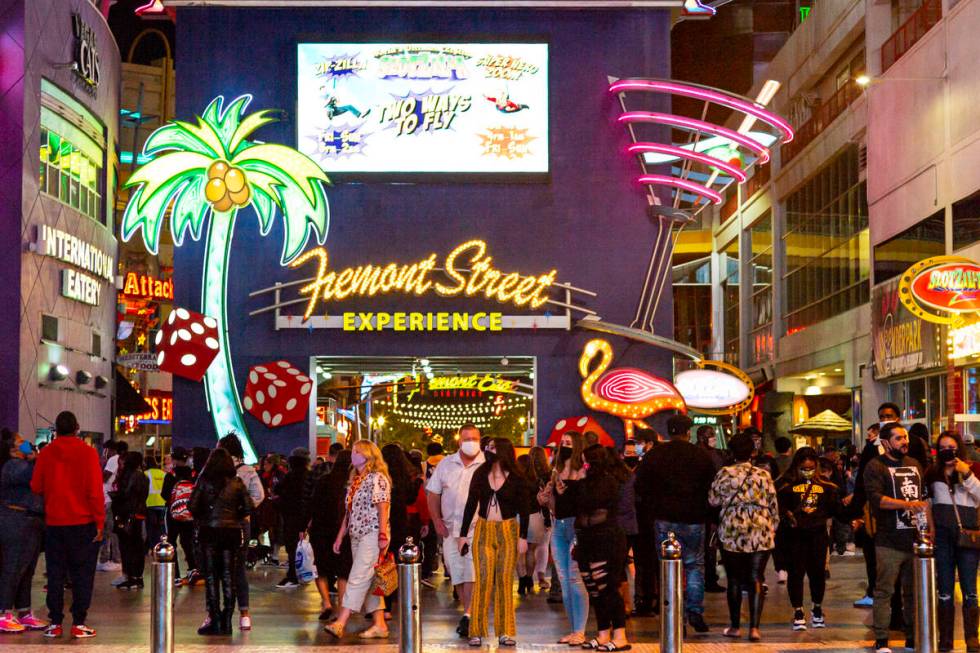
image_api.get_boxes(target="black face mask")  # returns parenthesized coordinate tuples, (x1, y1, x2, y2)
(938, 448, 957, 464)
(558, 446, 573, 462)
(484, 449, 497, 464)
(623, 456, 639, 469)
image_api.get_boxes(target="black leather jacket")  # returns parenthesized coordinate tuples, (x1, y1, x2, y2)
(190, 476, 253, 529)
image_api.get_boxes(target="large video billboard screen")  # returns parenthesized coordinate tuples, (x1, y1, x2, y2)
(297, 42, 549, 175)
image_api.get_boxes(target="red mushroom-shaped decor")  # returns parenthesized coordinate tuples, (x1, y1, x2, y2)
(547, 416, 615, 448)
(578, 338, 686, 439)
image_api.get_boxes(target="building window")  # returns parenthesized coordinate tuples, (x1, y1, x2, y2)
(874, 210, 945, 284)
(748, 213, 774, 366)
(672, 257, 712, 355)
(888, 373, 946, 436)
(782, 146, 870, 334)
(722, 238, 740, 366)
(953, 190, 980, 251)
(92, 332, 101, 357)
(39, 128, 104, 223)
(41, 314, 59, 342)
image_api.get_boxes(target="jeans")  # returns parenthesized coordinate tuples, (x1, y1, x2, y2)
(118, 524, 146, 580)
(551, 517, 589, 633)
(632, 528, 657, 606)
(167, 517, 196, 578)
(45, 522, 100, 626)
(873, 544, 914, 640)
(98, 505, 120, 564)
(655, 521, 705, 615)
(0, 509, 43, 611)
(235, 527, 250, 609)
(935, 523, 980, 644)
(145, 507, 167, 553)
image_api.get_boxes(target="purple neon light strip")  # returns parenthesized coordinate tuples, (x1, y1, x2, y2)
(638, 174, 723, 204)
(610, 79, 795, 143)
(628, 142, 747, 183)
(619, 112, 770, 163)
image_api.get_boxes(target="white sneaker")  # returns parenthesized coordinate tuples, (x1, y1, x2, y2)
(110, 575, 128, 587)
(777, 570, 788, 584)
(97, 561, 121, 572)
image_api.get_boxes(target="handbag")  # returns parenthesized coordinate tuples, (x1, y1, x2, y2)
(709, 468, 752, 549)
(949, 481, 980, 550)
(371, 552, 399, 597)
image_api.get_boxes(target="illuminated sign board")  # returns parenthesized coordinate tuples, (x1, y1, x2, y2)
(290, 239, 557, 319)
(119, 392, 173, 429)
(117, 352, 161, 372)
(121, 272, 174, 301)
(674, 368, 751, 410)
(71, 14, 101, 92)
(900, 256, 980, 325)
(342, 312, 503, 331)
(297, 42, 549, 174)
(952, 322, 980, 359)
(62, 269, 101, 306)
(33, 224, 114, 281)
(429, 374, 516, 394)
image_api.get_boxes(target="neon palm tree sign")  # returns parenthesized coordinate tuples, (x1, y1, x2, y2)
(121, 95, 331, 462)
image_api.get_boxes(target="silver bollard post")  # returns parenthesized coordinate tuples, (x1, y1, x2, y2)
(397, 537, 422, 653)
(660, 531, 684, 653)
(151, 535, 176, 653)
(914, 538, 938, 653)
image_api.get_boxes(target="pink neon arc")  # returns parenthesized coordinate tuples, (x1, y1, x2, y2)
(595, 369, 682, 403)
(628, 142, 747, 183)
(619, 112, 770, 163)
(610, 79, 794, 143)
(637, 174, 723, 204)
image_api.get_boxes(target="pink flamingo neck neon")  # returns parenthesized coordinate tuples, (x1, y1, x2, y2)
(627, 142, 747, 183)
(618, 112, 770, 163)
(637, 174, 722, 204)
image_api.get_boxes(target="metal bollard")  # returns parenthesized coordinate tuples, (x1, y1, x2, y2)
(397, 537, 422, 653)
(151, 535, 176, 653)
(914, 538, 938, 653)
(659, 531, 684, 653)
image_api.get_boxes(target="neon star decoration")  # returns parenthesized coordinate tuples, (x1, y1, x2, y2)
(121, 95, 331, 463)
(578, 338, 686, 439)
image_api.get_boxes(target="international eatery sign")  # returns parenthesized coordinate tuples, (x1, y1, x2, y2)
(31, 224, 114, 307)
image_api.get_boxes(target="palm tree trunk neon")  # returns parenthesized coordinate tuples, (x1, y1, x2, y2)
(202, 209, 258, 463)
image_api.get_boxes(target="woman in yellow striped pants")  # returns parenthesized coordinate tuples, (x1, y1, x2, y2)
(458, 438, 530, 647)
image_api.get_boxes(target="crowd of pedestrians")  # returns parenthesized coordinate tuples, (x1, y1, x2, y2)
(3, 403, 980, 652)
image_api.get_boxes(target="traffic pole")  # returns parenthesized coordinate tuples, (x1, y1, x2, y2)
(914, 537, 938, 653)
(151, 535, 176, 653)
(659, 531, 683, 653)
(397, 537, 422, 653)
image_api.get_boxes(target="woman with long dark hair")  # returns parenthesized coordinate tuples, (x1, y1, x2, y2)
(539, 431, 589, 645)
(775, 446, 840, 631)
(570, 445, 630, 651)
(517, 446, 552, 595)
(927, 430, 980, 652)
(274, 448, 310, 589)
(308, 449, 352, 621)
(458, 438, 530, 647)
(111, 451, 149, 591)
(190, 448, 253, 635)
(709, 433, 779, 642)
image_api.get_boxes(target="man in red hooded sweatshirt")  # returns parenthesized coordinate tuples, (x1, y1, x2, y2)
(30, 411, 104, 639)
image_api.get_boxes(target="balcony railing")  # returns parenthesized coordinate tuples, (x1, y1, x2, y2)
(881, 0, 942, 72)
(781, 81, 862, 164)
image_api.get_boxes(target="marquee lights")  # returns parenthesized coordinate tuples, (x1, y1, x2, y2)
(290, 238, 557, 320)
(900, 256, 980, 325)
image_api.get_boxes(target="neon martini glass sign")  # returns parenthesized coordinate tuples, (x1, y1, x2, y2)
(121, 95, 331, 463)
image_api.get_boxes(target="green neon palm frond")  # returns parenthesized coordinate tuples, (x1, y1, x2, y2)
(170, 175, 211, 246)
(121, 174, 196, 254)
(201, 95, 253, 156)
(229, 109, 279, 157)
(143, 120, 221, 159)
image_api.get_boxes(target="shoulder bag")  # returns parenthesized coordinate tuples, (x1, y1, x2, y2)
(709, 467, 752, 549)
(950, 480, 980, 550)
(371, 552, 399, 596)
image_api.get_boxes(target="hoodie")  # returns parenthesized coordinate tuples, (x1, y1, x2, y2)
(235, 460, 265, 507)
(31, 435, 105, 527)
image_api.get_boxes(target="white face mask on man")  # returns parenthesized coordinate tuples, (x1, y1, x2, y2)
(460, 440, 481, 457)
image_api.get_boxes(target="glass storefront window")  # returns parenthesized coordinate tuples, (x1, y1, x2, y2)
(748, 213, 774, 365)
(953, 190, 980, 252)
(722, 238, 740, 366)
(967, 367, 980, 415)
(907, 377, 926, 421)
(888, 374, 945, 435)
(39, 127, 104, 224)
(873, 210, 945, 285)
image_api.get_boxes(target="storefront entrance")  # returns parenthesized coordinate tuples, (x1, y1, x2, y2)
(311, 355, 535, 455)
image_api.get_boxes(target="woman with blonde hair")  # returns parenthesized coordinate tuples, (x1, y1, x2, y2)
(538, 430, 589, 645)
(324, 440, 392, 639)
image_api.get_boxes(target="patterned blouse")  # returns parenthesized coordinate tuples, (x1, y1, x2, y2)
(346, 471, 391, 538)
(708, 462, 779, 553)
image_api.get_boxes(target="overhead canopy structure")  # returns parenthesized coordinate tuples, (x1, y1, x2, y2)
(789, 409, 852, 434)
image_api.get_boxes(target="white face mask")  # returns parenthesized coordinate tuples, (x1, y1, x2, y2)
(460, 441, 481, 457)
(880, 420, 896, 429)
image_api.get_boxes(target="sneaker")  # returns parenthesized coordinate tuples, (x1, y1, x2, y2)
(240, 615, 251, 631)
(275, 578, 299, 589)
(71, 624, 96, 639)
(875, 639, 892, 653)
(792, 608, 807, 631)
(0, 614, 25, 633)
(173, 577, 185, 587)
(117, 578, 144, 591)
(110, 575, 128, 587)
(43, 624, 63, 638)
(96, 561, 121, 572)
(854, 595, 874, 608)
(456, 615, 470, 638)
(811, 606, 826, 628)
(687, 611, 709, 633)
(777, 570, 788, 584)
(17, 613, 49, 630)
(186, 570, 203, 586)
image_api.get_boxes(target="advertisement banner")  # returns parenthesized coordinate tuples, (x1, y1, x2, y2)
(297, 42, 549, 174)
(872, 277, 946, 379)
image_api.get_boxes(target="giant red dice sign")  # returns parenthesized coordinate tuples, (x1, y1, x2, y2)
(243, 361, 313, 428)
(154, 307, 220, 382)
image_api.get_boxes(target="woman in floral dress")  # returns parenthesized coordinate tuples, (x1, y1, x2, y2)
(709, 432, 779, 642)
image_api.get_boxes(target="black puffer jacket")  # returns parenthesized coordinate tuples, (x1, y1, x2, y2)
(111, 468, 150, 520)
(189, 475, 253, 529)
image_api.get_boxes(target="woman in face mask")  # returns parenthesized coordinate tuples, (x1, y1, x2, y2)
(537, 431, 589, 646)
(775, 447, 840, 632)
(325, 440, 392, 639)
(926, 431, 980, 652)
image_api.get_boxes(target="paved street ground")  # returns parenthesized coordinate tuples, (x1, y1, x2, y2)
(7, 551, 949, 651)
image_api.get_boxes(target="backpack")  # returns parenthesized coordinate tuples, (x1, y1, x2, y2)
(170, 480, 195, 522)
